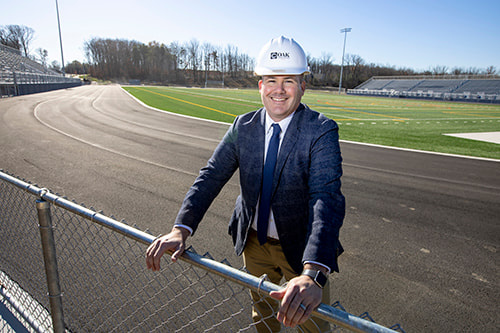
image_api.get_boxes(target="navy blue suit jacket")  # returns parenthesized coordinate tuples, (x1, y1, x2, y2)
(175, 103, 345, 274)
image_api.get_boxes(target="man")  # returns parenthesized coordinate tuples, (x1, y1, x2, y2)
(146, 36, 345, 332)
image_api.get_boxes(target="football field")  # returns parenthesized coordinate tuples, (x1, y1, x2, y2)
(123, 86, 500, 159)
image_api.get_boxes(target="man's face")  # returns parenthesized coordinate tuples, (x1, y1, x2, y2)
(259, 75, 306, 122)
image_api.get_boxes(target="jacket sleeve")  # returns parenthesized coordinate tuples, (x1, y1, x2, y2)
(174, 119, 240, 235)
(302, 119, 345, 273)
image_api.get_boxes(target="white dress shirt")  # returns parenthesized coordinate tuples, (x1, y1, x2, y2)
(250, 111, 294, 239)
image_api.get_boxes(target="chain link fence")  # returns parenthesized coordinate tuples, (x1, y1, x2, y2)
(0, 170, 404, 333)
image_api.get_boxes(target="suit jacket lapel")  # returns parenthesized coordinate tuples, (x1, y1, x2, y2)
(248, 109, 266, 203)
(272, 105, 303, 191)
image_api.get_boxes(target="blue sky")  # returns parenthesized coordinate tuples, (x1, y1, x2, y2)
(2, 0, 499, 72)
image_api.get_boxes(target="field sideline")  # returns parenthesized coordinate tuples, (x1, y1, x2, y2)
(122, 86, 500, 160)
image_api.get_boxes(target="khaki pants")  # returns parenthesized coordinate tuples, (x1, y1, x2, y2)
(243, 230, 330, 333)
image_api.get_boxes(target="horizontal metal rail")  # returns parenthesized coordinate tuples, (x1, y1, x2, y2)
(0, 282, 45, 333)
(0, 170, 399, 333)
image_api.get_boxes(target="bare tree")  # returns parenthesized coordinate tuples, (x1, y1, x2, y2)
(187, 39, 200, 82)
(50, 60, 61, 72)
(451, 67, 465, 75)
(0, 25, 35, 56)
(0, 26, 20, 50)
(202, 42, 213, 85)
(345, 54, 365, 87)
(65, 60, 86, 74)
(36, 48, 49, 68)
(225, 44, 236, 77)
(319, 52, 333, 74)
(466, 67, 481, 75)
(485, 65, 497, 75)
(432, 65, 449, 75)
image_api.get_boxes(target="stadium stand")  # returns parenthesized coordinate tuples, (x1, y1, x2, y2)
(0, 43, 81, 97)
(454, 79, 500, 95)
(349, 76, 500, 104)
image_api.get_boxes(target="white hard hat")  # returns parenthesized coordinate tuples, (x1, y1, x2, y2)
(254, 36, 310, 76)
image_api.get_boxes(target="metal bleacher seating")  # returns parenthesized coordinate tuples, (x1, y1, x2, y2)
(381, 80, 421, 92)
(349, 76, 500, 103)
(412, 79, 464, 93)
(1, 43, 81, 97)
(454, 79, 500, 95)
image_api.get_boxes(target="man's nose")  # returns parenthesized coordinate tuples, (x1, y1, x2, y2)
(276, 81, 286, 93)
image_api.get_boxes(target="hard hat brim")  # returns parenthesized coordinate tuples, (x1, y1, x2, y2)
(254, 67, 311, 76)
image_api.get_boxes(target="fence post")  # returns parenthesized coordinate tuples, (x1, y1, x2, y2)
(36, 199, 66, 333)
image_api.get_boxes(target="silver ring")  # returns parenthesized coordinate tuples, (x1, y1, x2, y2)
(299, 303, 306, 311)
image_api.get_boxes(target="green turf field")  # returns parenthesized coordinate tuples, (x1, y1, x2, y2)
(122, 86, 500, 160)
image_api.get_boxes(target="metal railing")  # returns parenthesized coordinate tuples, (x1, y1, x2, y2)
(0, 170, 404, 332)
(0, 43, 82, 97)
(347, 87, 500, 104)
(0, 71, 82, 97)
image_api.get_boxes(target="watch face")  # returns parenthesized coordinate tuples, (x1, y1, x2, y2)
(316, 271, 327, 287)
(303, 269, 327, 288)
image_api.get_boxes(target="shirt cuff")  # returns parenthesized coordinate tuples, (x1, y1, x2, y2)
(173, 224, 193, 236)
(303, 261, 331, 275)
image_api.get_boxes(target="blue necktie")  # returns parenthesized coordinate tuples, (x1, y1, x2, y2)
(257, 123, 281, 245)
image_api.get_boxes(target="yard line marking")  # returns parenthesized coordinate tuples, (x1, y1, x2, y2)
(135, 87, 238, 118)
(323, 102, 409, 122)
(166, 87, 260, 106)
(443, 111, 500, 119)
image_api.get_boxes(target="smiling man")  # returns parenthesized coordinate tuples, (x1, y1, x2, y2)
(146, 36, 345, 333)
(259, 75, 306, 122)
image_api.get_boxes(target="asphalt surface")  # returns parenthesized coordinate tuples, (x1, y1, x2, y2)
(0, 85, 498, 332)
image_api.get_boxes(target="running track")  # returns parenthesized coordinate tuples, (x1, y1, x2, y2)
(1, 85, 498, 332)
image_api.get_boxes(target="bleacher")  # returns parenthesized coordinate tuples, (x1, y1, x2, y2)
(454, 79, 500, 95)
(349, 76, 500, 103)
(1, 43, 81, 97)
(381, 80, 421, 92)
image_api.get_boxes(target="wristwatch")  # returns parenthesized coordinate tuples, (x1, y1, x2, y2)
(301, 269, 328, 288)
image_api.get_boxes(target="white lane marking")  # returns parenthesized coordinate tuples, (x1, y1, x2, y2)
(33, 92, 200, 177)
(341, 140, 499, 163)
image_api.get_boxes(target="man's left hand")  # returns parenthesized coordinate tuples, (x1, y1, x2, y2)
(269, 274, 322, 327)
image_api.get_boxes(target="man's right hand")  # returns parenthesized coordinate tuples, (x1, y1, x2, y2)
(145, 227, 189, 271)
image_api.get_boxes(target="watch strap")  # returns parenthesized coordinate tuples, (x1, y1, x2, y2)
(301, 269, 328, 288)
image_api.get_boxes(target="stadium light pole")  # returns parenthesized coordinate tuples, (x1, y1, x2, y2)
(55, 0, 65, 75)
(338, 28, 352, 94)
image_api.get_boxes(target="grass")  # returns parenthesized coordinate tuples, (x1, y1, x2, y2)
(122, 86, 500, 160)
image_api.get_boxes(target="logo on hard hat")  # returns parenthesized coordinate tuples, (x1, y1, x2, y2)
(270, 52, 290, 60)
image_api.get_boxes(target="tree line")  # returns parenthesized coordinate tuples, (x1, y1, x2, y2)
(82, 37, 498, 89)
(83, 37, 255, 86)
(1, 25, 498, 89)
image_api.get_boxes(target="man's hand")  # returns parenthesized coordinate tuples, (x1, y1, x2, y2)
(269, 274, 323, 327)
(145, 227, 189, 271)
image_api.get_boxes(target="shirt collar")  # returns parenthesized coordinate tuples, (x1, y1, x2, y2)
(264, 110, 295, 135)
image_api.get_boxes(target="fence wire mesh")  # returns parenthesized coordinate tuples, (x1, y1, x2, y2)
(0, 171, 403, 333)
(49, 204, 259, 333)
(0, 179, 53, 333)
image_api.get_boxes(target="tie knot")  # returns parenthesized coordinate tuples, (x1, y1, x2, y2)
(272, 123, 281, 136)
